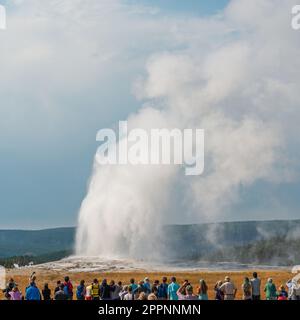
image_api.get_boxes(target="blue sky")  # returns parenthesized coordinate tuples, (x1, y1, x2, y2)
(126, 0, 229, 15)
(0, 0, 300, 229)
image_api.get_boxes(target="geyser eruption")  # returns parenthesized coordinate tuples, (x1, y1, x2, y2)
(76, 0, 299, 259)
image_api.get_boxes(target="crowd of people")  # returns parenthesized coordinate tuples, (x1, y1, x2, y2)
(2, 272, 300, 301)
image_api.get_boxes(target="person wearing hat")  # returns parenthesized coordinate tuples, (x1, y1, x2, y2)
(219, 276, 237, 300)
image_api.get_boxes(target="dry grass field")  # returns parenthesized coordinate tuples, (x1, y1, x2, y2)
(0, 268, 294, 300)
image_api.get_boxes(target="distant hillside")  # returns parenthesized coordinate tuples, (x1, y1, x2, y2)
(0, 227, 75, 258)
(161, 220, 300, 265)
(1, 220, 300, 266)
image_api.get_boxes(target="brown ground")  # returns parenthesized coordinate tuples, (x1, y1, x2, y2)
(0, 268, 293, 300)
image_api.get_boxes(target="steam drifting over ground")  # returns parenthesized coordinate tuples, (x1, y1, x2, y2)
(76, 0, 300, 259)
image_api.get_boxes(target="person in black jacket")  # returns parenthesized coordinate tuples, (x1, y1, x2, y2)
(42, 283, 51, 300)
(100, 279, 111, 300)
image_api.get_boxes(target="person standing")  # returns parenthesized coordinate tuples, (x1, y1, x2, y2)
(25, 282, 41, 300)
(4, 278, 16, 299)
(264, 278, 277, 300)
(214, 281, 224, 300)
(277, 285, 288, 300)
(109, 280, 122, 300)
(157, 277, 168, 300)
(129, 278, 138, 293)
(76, 280, 86, 300)
(219, 276, 237, 300)
(198, 279, 208, 300)
(54, 284, 68, 300)
(54, 280, 61, 294)
(176, 281, 198, 300)
(250, 272, 261, 300)
(144, 278, 151, 294)
(124, 286, 135, 300)
(242, 277, 252, 300)
(91, 279, 100, 300)
(9, 285, 22, 300)
(85, 282, 93, 300)
(100, 279, 111, 300)
(63, 276, 73, 300)
(167, 277, 180, 300)
(42, 283, 51, 300)
(119, 285, 129, 300)
(287, 279, 300, 300)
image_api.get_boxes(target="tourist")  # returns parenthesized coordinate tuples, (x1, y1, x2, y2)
(42, 283, 51, 300)
(129, 278, 138, 293)
(214, 281, 224, 300)
(167, 276, 180, 300)
(4, 278, 16, 300)
(76, 280, 86, 300)
(220, 276, 237, 300)
(153, 280, 160, 292)
(124, 285, 135, 300)
(144, 277, 151, 294)
(286, 279, 300, 300)
(100, 279, 111, 300)
(264, 278, 277, 300)
(54, 280, 61, 294)
(136, 280, 146, 294)
(85, 282, 93, 300)
(63, 276, 73, 300)
(110, 280, 122, 300)
(176, 281, 198, 300)
(277, 285, 288, 300)
(9, 285, 22, 300)
(157, 277, 168, 300)
(91, 278, 100, 300)
(148, 292, 158, 300)
(250, 272, 261, 300)
(54, 284, 68, 300)
(198, 279, 208, 300)
(119, 285, 129, 300)
(242, 277, 252, 300)
(25, 282, 41, 300)
(29, 272, 36, 286)
(137, 292, 147, 300)
(151, 285, 159, 299)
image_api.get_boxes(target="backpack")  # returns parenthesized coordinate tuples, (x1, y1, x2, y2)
(76, 285, 84, 299)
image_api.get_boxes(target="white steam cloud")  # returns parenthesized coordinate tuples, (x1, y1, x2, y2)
(76, 0, 300, 258)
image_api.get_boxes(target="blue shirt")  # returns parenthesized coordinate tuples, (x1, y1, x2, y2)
(158, 283, 168, 299)
(26, 285, 41, 300)
(144, 282, 151, 294)
(167, 282, 180, 300)
(131, 283, 138, 293)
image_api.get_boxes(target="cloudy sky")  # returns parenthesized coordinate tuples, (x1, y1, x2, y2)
(0, 0, 299, 230)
